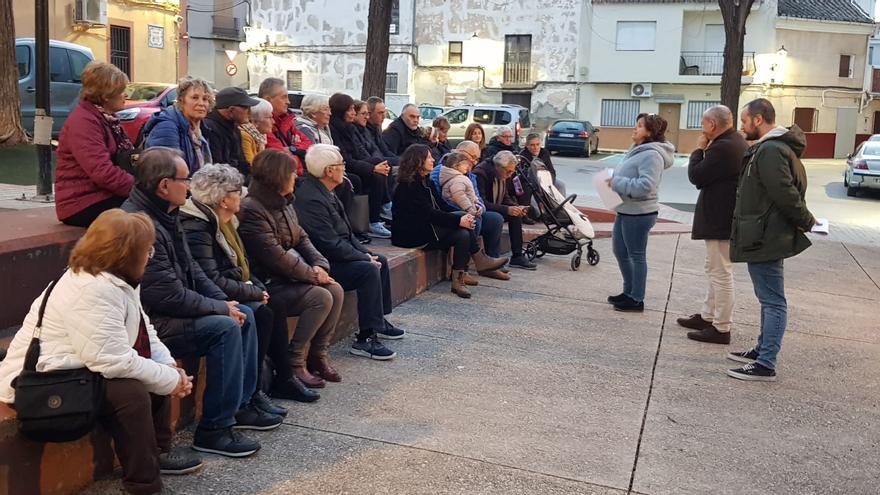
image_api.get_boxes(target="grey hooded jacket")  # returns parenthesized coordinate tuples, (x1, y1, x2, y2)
(611, 141, 675, 215)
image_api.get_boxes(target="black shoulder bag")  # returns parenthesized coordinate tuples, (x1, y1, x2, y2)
(12, 275, 103, 443)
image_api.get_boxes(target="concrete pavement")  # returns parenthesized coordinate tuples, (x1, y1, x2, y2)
(82, 235, 880, 495)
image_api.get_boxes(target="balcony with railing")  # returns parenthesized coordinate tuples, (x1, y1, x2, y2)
(503, 62, 531, 85)
(679, 51, 756, 77)
(212, 15, 244, 40)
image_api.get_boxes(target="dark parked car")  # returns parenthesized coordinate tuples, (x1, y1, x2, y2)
(545, 120, 600, 157)
(117, 83, 177, 143)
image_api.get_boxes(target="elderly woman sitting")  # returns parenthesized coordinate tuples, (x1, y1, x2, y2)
(0, 210, 202, 494)
(240, 98, 273, 172)
(144, 76, 214, 174)
(297, 94, 334, 145)
(294, 144, 405, 361)
(180, 163, 306, 408)
(55, 61, 135, 227)
(238, 149, 346, 389)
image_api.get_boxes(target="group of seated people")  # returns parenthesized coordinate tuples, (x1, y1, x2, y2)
(1, 61, 564, 494)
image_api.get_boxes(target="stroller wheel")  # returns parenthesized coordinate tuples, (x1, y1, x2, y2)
(587, 249, 600, 266)
(524, 242, 538, 262)
(571, 253, 582, 271)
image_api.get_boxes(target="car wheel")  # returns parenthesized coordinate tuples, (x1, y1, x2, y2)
(585, 144, 591, 158)
(593, 139, 599, 154)
(847, 185, 858, 197)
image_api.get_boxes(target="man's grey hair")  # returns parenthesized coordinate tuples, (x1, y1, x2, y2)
(456, 140, 479, 152)
(493, 150, 517, 168)
(496, 126, 513, 137)
(249, 98, 273, 120)
(525, 132, 541, 144)
(175, 76, 214, 111)
(443, 151, 470, 169)
(305, 143, 343, 178)
(301, 94, 330, 118)
(703, 105, 733, 129)
(366, 96, 384, 113)
(135, 147, 185, 192)
(257, 77, 285, 99)
(190, 163, 245, 208)
(401, 103, 418, 114)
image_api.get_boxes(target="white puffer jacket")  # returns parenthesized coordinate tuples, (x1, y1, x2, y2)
(0, 270, 180, 403)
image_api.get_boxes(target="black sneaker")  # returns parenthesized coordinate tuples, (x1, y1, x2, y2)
(509, 256, 537, 270)
(727, 348, 759, 364)
(686, 326, 731, 345)
(234, 404, 283, 431)
(270, 378, 320, 403)
(355, 233, 372, 245)
(192, 427, 260, 458)
(726, 362, 776, 382)
(252, 390, 288, 417)
(350, 336, 396, 361)
(607, 293, 627, 304)
(377, 319, 405, 340)
(158, 447, 203, 475)
(613, 296, 644, 312)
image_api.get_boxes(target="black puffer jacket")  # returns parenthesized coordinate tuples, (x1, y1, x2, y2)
(392, 176, 463, 248)
(329, 116, 379, 178)
(179, 198, 265, 302)
(363, 122, 400, 166)
(519, 147, 557, 181)
(121, 186, 228, 355)
(237, 179, 330, 284)
(294, 176, 372, 263)
(382, 117, 429, 155)
(481, 136, 519, 161)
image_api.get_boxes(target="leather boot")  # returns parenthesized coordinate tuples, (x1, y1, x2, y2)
(269, 377, 320, 403)
(462, 271, 479, 286)
(471, 250, 508, 272)
(307, 356, 342, 383)
(294, 366, 326, 389)
(451, 270, 472, 298)
(478, 269, 511, 281)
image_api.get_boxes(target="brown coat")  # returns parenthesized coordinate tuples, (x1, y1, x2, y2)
(237, 179, 330, 286)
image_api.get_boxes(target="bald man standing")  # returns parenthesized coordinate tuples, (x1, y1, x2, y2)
(677, 105, 748, 344)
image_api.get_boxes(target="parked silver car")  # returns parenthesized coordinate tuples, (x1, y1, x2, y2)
(441, 104, 533, 146)
(16, 38, 94, 137)
(844, 140, 880, 197)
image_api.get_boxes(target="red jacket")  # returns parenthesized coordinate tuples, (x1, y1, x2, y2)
(54, 100, 134, 221)
(267, 112, 312, 176)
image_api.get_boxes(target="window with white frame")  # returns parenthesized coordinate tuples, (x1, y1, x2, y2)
(686, 101, 721, 129)
(385, 72, 399, 93)
(615, 21, 657, 51)
(601, 99, 640, 127)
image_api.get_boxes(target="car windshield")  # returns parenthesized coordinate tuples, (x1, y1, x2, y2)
(861, 143, 880, 156)
(552, 121, 584, 132)
(125, 84, 171, 102)
(420, 107, 443, 119)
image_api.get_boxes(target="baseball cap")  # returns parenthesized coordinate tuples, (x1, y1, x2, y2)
(215, 87, 259, 109)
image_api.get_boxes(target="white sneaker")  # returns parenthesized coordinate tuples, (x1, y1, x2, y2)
(368, 222, 391, 238)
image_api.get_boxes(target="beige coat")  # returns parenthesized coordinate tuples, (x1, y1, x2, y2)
(439, 166, 483, 216)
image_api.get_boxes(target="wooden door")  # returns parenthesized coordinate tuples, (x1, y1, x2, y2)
(658, 103, 681, 149)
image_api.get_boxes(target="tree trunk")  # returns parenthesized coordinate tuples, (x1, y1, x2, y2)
(0, 0, 28, 147)
(361, 0, 393, 100)
(719, 0, 755, 114)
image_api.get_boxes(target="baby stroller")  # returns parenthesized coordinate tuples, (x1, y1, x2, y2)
(516, 156, 600, 271)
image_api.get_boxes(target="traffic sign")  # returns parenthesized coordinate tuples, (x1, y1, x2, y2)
(225, 62, 238, 76)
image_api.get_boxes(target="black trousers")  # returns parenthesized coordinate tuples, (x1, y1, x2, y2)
(329, 254, 392, 340)
(427, 227, 472, 270)
(349, 169, 390, 223)
(61, 196, 126, 228)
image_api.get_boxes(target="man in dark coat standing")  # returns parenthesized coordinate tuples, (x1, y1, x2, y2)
(122, 147, 280, 458)
(382, 103, 429, 155)
(676, 105, 748, 345)
(203, 87, 259, 176)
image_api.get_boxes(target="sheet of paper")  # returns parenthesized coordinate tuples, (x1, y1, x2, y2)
(593, 169, 622, 211)
(811, 218, 829, 235)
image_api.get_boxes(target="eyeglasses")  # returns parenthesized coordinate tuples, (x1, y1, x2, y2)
(227, 188, 242, 194)
(167, 176, 192, 184)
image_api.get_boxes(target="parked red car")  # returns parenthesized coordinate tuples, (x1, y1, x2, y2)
(117, 83, 177, 143)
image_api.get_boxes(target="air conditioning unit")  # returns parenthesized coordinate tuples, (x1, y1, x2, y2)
(631, 83, 653, 98)
(74, 0, 107, 25)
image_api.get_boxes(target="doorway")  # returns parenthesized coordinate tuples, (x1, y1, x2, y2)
(658, 103, 681, 150)
(873, 111, 880, 135)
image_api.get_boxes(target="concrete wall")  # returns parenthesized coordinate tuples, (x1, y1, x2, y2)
(777, 29, 871, 89)
(14, 0, 180, 83)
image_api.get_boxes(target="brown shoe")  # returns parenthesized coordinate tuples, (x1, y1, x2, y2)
(676, 314, 713, 331)
(686, 326, 731, 345)
(307, 357, 341, 383)
(478, 269, 511, 281)
(294, 366, 326, 388)
(471, 250, 508, 272)
(451, 270, 472, 298)
(462, 271, 479, 286)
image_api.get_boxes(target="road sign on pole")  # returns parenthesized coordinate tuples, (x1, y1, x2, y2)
(225, 63, 238, 76)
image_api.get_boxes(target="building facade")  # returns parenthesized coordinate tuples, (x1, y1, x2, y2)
(15, 0, 182, 84)
(184, 0, 250, 87)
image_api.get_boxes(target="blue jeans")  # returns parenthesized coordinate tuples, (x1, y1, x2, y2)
(474, 210, 505, 257)
(747, 260, 787, 370)
(612, 213, 658, 302)
(191, 304, 258, 430)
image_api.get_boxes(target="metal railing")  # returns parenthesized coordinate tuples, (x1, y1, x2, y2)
(504, 62, 531, 85)
(679, 51, 756, 76)
(212, 16, 243, 40)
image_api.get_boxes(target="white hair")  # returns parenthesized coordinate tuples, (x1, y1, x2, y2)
(496, 126, 513, 137)
(301, 94, 329, 118)
(190, 163, 244, 207)
(493, 150, 517, 168)
(305, 144, 343, 178)
(250, 98, 273, 120)
(703, 105, 733, 129)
